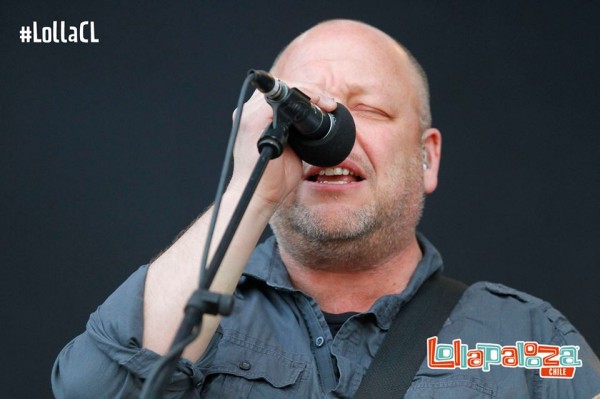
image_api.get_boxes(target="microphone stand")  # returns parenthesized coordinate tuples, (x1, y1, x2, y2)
(140, 114, 291, 398)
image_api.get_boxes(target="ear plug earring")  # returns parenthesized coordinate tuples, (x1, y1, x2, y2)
(421, 147, 430, 170)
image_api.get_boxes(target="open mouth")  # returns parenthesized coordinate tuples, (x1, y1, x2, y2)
(306, 167, 365, 185)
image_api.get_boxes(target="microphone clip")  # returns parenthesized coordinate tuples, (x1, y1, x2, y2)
(257, 120, 289, 160)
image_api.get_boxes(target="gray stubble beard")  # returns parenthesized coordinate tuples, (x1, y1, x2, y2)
(270, 157, 425, 272)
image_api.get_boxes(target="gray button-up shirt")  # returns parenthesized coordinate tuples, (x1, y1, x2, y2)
(52, 234, 600, 398)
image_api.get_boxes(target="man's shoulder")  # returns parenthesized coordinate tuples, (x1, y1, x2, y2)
(465, 281, 545, 306)
(416, 280, 600, 398)
(447, 280, 578, 344)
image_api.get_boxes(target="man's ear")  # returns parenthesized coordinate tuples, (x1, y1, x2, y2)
(421, 128, 442, 194)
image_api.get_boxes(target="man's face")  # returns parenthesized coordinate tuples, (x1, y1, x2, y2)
(270, 23, 433, 268)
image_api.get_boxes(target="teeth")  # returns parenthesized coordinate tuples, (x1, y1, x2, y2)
(317, 180, 348, 184)
(318, 167, 354, 176)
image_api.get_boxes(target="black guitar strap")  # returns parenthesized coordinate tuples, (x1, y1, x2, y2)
(354, 273, 467, 399)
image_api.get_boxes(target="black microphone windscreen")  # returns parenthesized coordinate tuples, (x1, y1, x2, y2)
(287, 103, 356, 167)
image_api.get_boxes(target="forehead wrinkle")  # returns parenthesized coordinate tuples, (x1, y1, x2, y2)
(272, 57, 349, 96)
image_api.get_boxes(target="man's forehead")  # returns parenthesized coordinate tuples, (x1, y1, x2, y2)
(270, 20, 427, 125)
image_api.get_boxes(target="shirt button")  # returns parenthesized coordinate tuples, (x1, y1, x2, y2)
(315, 336, 325, 347)
(239, 361, 252, 371)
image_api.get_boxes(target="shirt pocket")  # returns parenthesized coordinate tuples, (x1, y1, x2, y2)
(199, 335, 307, 398)
(405, 375, 497, 399)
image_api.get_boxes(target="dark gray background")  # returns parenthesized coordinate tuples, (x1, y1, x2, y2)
(1, 1, 599, 398)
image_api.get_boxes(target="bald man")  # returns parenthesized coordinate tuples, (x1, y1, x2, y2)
(52, 20, 600, 398)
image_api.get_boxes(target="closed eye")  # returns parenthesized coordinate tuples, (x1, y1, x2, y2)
(351, 104, 391, 121)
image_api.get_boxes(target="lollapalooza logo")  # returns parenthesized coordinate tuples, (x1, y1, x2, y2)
(427, 336, 582, 378)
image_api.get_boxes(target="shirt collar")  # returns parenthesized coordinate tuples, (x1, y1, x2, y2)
(242, 236, 293, 290)
(241, 233, 444, 329)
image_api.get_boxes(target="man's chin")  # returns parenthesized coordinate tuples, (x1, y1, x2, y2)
(293, 211, 376, 242)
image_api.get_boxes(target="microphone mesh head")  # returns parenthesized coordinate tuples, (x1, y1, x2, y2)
(287, 103, 356, 167)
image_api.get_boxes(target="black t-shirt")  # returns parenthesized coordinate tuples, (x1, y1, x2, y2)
(322, 311, 358, 337)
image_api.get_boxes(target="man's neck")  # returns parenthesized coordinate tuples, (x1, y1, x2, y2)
(280, 235, 423, 313)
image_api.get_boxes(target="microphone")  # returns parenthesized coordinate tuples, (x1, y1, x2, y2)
(249, 69, 355, 167)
